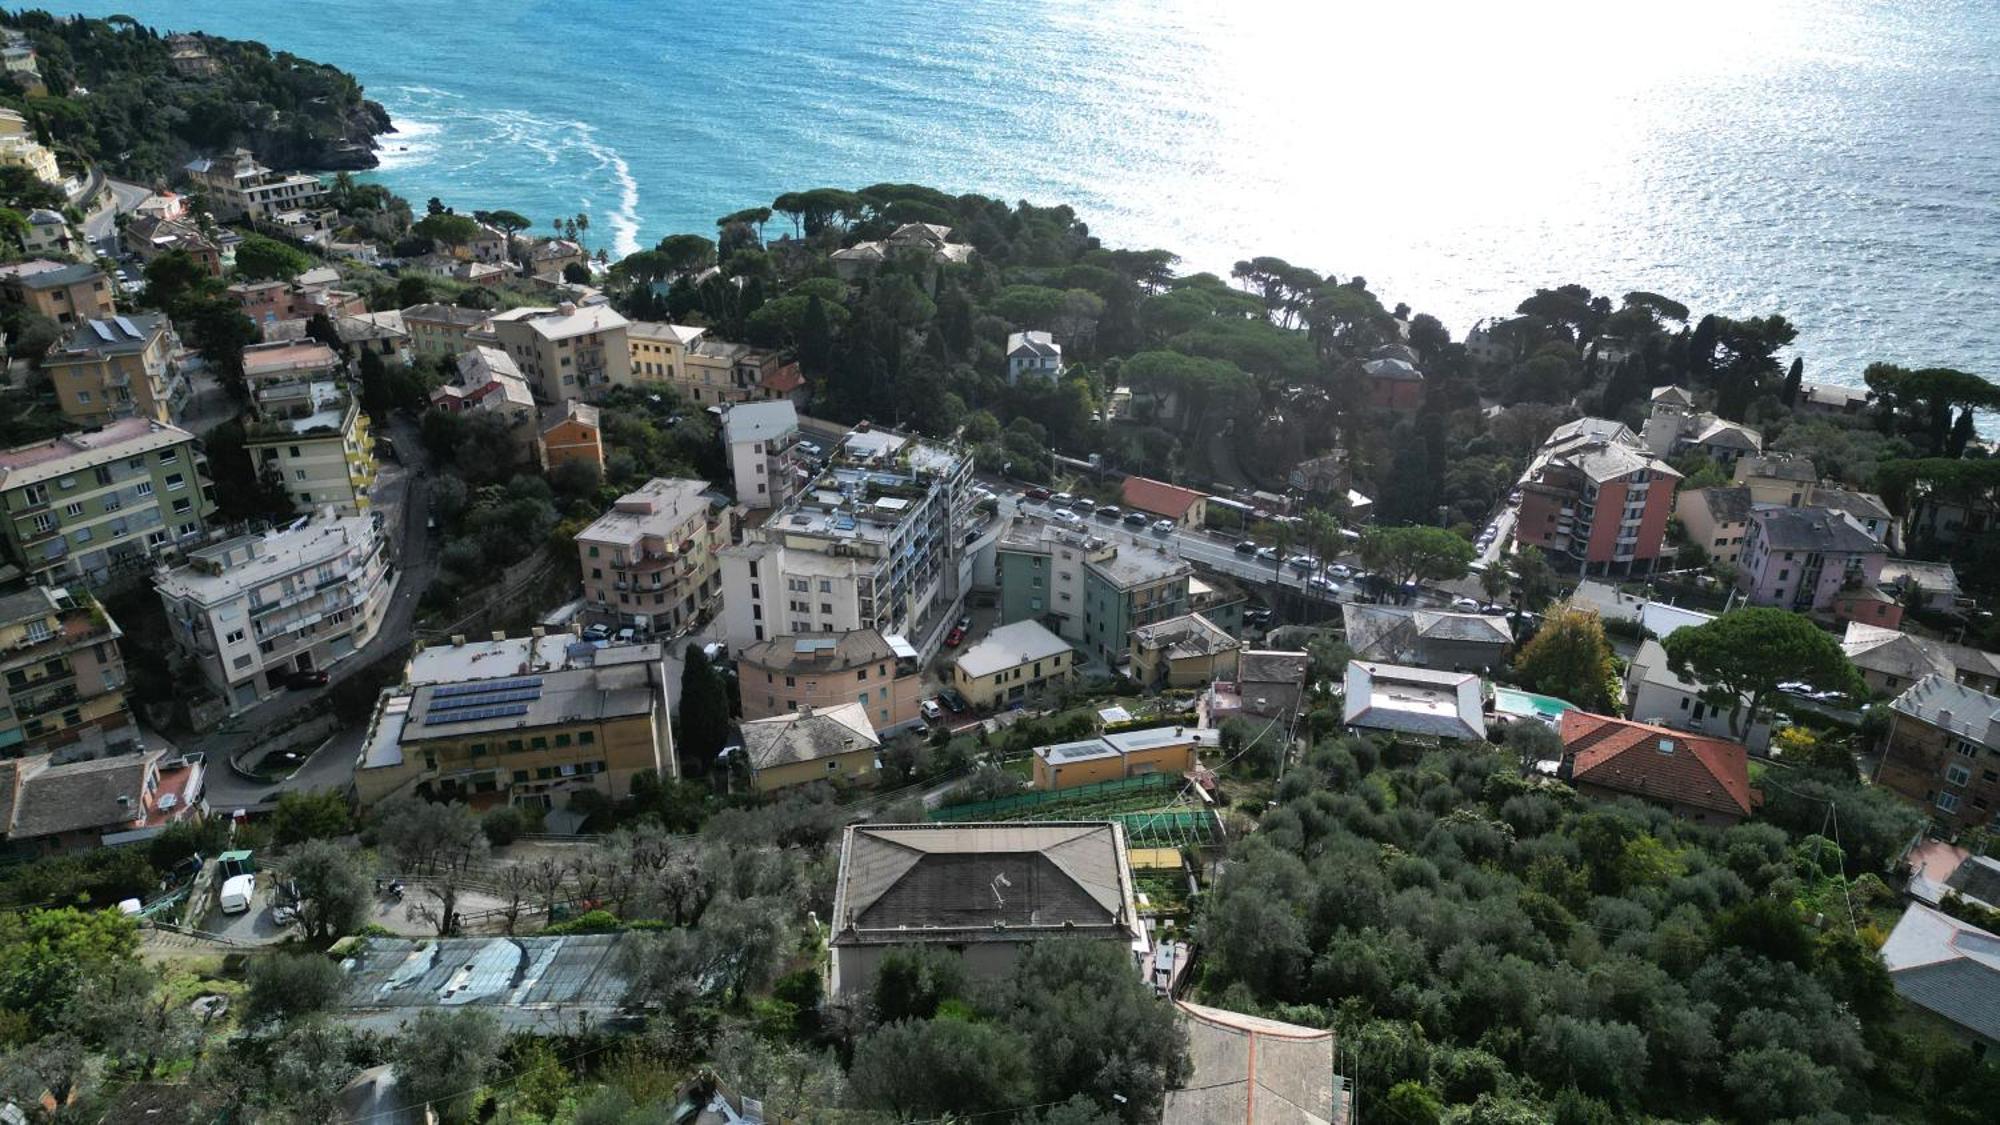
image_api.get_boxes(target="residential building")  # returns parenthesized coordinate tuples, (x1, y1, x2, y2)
(1342, 604, 1512, 670)
(720, 400, 801, 510)
(155, 514, 394, 712)
(1187, 573, 1248, 637)
(575, 478, 725, 635)
(469, 302, 631, 403)
(1625, 638, 1773, 751)
(1734, 506, 1886, 613)
(1843, 623, 2000, 697)
(826, 821, 1142, 999)
(1360, 349, 1425, 411)
(1831, 584, 1905, 630)
(733, 701, 881, 790)
(719, 426, 974, 653)
(828, 222, 974, 280)
(994, 517, 1192, 663)
(1639, 386, 1763, 467)
(1732, 452, 1820, 506)
(1287, 448, 1352, 497)
(1556, 711, 1758, 826)
(1877, 674, 2000, 832)
(1675, 485, 1753, 567)
(0, 113, 59, 185)
(165, 32, 220, 78)
(44, 315, 187, 427)
(538, 401, 604, 474)
(1796, 381, 1872, 417)
(124, 216, 222, 276)
(1006, 330, 1063, 383)
(1879, 903, 2000, 1051)
(430, 347, 537, 443)
(352, 645, 676, 808)
(1513, 417, 1681, 574)
(1129, 612, 1239, 688)
(1120, 475, 1208, 528)
(0, 419, 215, 588)
(336, 310, 409, 359)
(952, 619, 1075, 709)
(467, 222, 509, 264)
(1221, 650, 1312, 723)
(22, 208, 80, 259)
(239, 341, 377, 514)
(1163, 1002, 1347, 1125)
(0, 261, 116, 324)
(737, 629, 923, 731)
(401, 303, 490, 359)
(0, 748, 204, 855)
(0, 586, 134, 759)
(1033, 725, 1215, 790)
(679, 333, 787, 405)
(1881, 559, 1962, 614)
(523, 238, 586, 278)
(183, 148, 327, 222)
(1342, 662, 1485, 741)
(623, 319, 704, 387)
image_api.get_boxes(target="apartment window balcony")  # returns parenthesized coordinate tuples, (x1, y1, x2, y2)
(16, 683, 80, 718)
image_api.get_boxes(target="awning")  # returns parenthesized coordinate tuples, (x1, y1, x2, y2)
(883, 634, 919, 660)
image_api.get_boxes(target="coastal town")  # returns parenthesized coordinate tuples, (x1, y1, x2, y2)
(0, 11, 1997, 1125)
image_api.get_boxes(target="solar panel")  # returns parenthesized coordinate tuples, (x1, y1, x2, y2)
(433, 676, 543, 699)
(429, 688, 542, 712)
(112, 315, 141, 339)
(423, 703, 530, 726)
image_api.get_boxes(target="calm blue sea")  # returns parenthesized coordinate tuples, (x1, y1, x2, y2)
(64, 0, 2000, 390)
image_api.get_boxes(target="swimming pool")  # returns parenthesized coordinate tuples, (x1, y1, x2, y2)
(1494, 687, 1576, 723)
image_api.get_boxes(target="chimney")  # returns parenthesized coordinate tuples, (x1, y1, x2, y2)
(531, 626, 545, 639)
(557, 301, 576, 316)
(451, 635, 466, 647)
(491, 630, 506, 642)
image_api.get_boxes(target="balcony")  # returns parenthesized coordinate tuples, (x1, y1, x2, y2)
(17, 683, 81, 719)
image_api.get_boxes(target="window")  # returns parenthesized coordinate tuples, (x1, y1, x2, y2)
(578, 731, 595, 746)
(785, 676, 796, 687)
(172, 498, 191, 515)
(73, 526, 91, 544)
(225, 629, 244, 644)
(76, 390, 90, 404)
(135, 481, 152, 496)
(165, 473, 185, 491)
(158, 449, 177, 464)
(1947, 764, 1972, 786)
(819, 579, 832, 593)
(30, 513, 54, 534)
(1937, 791, 1962, 813)
(1956, 740, 1979, 758)
(555, 733, 571, 748)
(289, 446, 302, 458)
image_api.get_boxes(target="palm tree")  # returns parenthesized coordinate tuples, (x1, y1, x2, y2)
(1479, 561, 1510, 604)
(1270, 521, 1293, 582)
(1302, 509, 1341, 581)
(574, 212, 589, 249)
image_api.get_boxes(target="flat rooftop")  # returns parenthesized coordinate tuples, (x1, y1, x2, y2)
(155, 516, 376, 605)
(332, 934, 639, 1034)
(398, 662, 659, 741)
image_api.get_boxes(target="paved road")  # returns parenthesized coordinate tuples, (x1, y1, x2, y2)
(84, 176, 150, 253)
(194, 414, 437, 811)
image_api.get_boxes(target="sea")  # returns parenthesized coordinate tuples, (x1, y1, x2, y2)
(63, 0, 2000, 391)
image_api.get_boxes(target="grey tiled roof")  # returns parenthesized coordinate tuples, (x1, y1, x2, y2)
(1880, 903, 2000, 1043)
(1751, 506, 1883, 554)
(737, 702, 879, 770)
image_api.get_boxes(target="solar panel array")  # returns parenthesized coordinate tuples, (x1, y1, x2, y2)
(423, 702, 531, 726)
(431, 687, 541, 711)
(433, 676, 543, 699)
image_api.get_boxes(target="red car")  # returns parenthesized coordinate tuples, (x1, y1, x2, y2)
(944, 626, 966, 647)
(1024, 487, 1051, 501)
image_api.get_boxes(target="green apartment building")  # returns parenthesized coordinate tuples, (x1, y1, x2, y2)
(994, 517, 1191, 666)
(0, 418, 216, 588)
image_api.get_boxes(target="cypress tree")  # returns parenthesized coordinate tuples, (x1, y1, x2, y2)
(678, 646, 731, 777)
(1781, 356, 1804, 407)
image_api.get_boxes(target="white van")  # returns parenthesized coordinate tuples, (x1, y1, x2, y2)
(219, 873, 256, 914)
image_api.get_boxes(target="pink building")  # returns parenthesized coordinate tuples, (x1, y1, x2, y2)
(1734, 506, 1887, 614)
(1513, 418, 1680, 574)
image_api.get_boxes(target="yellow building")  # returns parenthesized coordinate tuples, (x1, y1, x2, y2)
(239, 342, 376, 514)
(402, 303, 491, 359)
(469, 303, 631, 404)
(0, 262, 117, 326)
(734, 701, 881, 791)
(1032, 725, 1216, 791)
(353, 651, 676, 809)
(951, 619, 1074, 710)
(44, 314, 187, 427)
(0, 586, 135, 757)
(1129, 612, 1239, 689)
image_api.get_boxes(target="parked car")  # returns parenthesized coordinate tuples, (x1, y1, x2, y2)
(1287, 554, 1316, 573)
(584, 623, 610, 641)
(1052, 491, 1074, 505)
(1025, 487, 1052, 501)
(1095, 505, 1121, 519)
(940, 688, 970, 713)
(920, 699, 944, 722)
(1256, 546, 1280, 562)
(287, 669, 329, 689)
(1451, 596, 1482, 611)
(1054, 509, 1084, 526)
(219, 874, 256, 915)
(1310, 576, 1340, 594)
(1234, 540, 1259, 554)
(1152, 519, 1176, 534)
(702, 641, 728, 662)
(1328, 563, 1353, 578)
(1124, 511, 1150, 527)
(614, 626, 637, 644)
(944, 626, 966, 647)
(1070, 496, 1096, 512)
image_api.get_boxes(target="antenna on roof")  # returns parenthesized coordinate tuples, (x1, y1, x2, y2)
(990, 871, 1012, 909)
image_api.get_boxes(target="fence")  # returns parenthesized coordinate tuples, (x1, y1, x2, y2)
(930, 773, 1173, 822)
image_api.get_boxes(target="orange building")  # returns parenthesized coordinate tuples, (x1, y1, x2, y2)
(737, 629, 924, 733)
(539, 401, 604, 474)
(1032, 725, 1216, 791)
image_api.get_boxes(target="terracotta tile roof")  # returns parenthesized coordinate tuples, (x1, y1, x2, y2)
(1121, 475, 1205, 519)
(1557, 710, 1756, 817)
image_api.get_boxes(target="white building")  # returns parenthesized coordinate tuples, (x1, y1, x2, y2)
(1624, 638, 1772, 751)
(468, 302, 631, 403)
(720, 400, 801, 510)
(183, 148, 328, 223)
(719, 426, 974, 656)
(1342, 662, 1485, 741)
(1006, 330, 1063, 383)
(154, 513, 395, 712)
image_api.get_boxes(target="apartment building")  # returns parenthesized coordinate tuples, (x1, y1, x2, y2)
(352, 638, 675, 808)
(1512, 417, 1680, 574)
(576, 478, 725, 635)
(239, 341, 377, 514)
(22, 208, 80, 260)
(124, 215, 222, 276)
(734, 702, 881, 791)
(470, 302, 631, 403)
(0, 749, 204, 856)
(736, 628, 924, 731)
(0, 106, 59, 184)
(0, 419, 214, 588)
(402, 303, 491, 359)
(625, 320, 705, 386)
(183, 148, 327, 222)
(721, 400, 801, 510)
(1638, 385, 1763, 468)
(430, 346, 537, 440)
(1877, 674, 2000, 833)
(718, 426, 974, 654)
(1006, 330, 1063, 384)
(44, 314, 187, 427)
(539, 401, 604, 475)
(624, 321, 788, 405)
(952, 619, 1075, 709)
(994, 516, 1192, 664)
(154, 514, 394, 712)
(0, 261, 116, 325)
(0, 586, 134, 759)
(1734, 506, 1886, 614)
